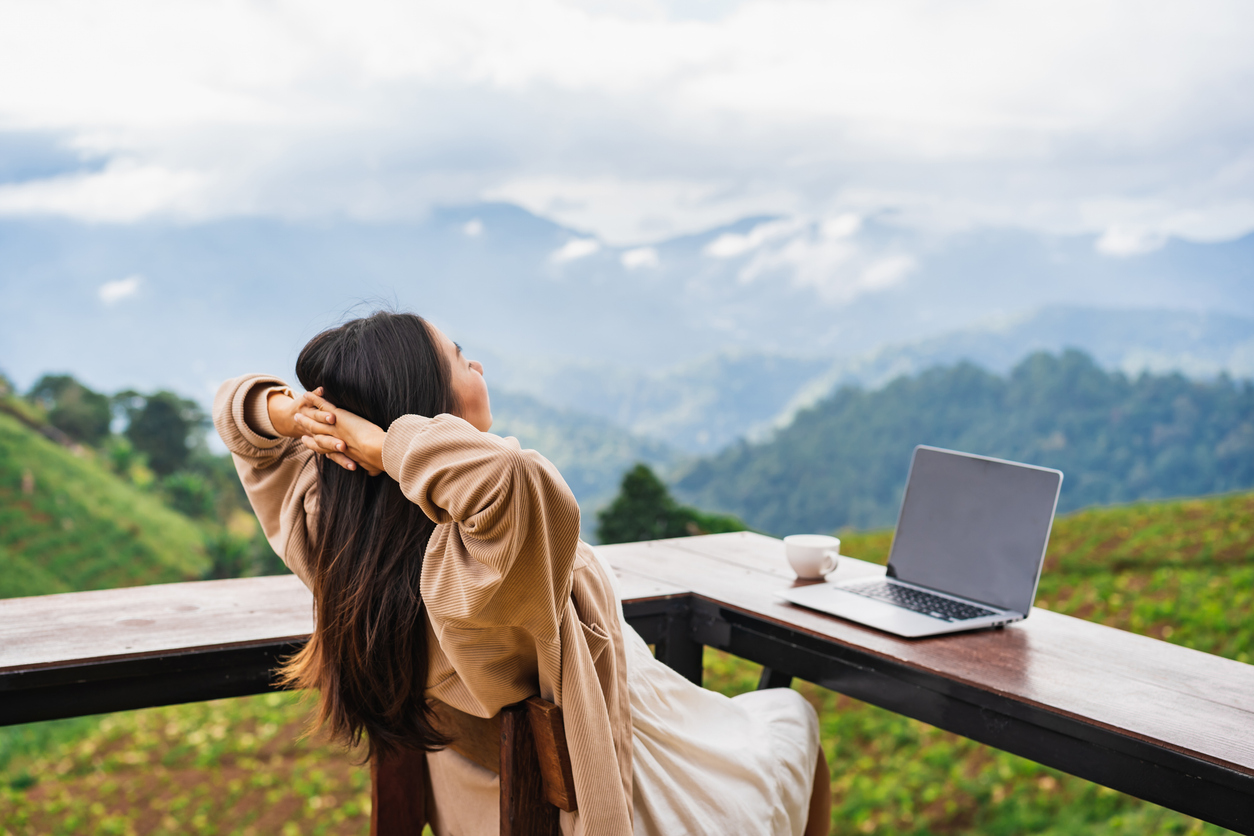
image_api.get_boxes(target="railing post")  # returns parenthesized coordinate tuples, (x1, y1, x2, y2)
(757, 667, 793, 690)
(370, 746, 427, 836)
(654, 606, 703, 686)
(500, 704, 560, 836)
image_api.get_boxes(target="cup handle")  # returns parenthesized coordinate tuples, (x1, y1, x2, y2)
(821, 549, 838, 575)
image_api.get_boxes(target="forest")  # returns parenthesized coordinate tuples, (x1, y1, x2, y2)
(675, 349, 1254, 536)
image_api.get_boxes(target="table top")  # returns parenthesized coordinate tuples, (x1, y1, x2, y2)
(0, 575, 315, 672)
(599, 531, 1254, 781)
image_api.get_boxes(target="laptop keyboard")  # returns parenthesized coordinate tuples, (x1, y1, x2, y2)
(844, 580, 997, 622)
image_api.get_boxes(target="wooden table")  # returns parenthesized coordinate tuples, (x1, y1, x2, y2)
(603, 532, 1254, 834)
(1, 531, 1252, 832)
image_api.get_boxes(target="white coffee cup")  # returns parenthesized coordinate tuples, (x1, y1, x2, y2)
(783, 534, 840, 579)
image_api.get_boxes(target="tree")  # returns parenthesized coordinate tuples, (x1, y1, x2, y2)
(201, 529, 287, 580)
(118, 390, 207, 477)
(161, 471, 217, 519)
(103, 435, 144, 477)
(597, 463, 746, 545)
(27, 374, 112, 445)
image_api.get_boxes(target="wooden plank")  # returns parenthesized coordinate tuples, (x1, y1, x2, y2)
(430, 697, 576, 814)
(370, 745, 428, 836)
(0, 576, 313, 725)
(644, 531, 800, 581)
(0, 565, 677, 678)
(757, 668, 793, 689)
(526, 697, 577, 813)
(0, 640, 302, 726)
(0, 567, 684, 726)
(499, 704, 559, 836)
(432, 700, 503, 774)
(607, 561, 691, 602)
(0, 575, 313, 672)
(598, 532, 1254, 780)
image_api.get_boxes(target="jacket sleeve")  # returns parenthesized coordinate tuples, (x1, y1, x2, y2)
(381, 413, 581, 647)
(212, 374, 320, 588)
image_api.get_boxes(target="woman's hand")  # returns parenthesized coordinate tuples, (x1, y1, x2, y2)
(265, 388, 303, 440)
(265, 387, 340, 448)
(292, 389, 387, 476)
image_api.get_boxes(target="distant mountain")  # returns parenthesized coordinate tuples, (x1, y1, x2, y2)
(483, 305, 1254, 454)
(673, 350, 1254, 536)
(1, 202, 1249, 417)
(488, 390, 678, 537)
(768, 305, 1254, 437)
(479, 350, 832, 454)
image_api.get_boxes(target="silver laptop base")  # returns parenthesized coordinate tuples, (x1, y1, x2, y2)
(780, 578, 1023, 638)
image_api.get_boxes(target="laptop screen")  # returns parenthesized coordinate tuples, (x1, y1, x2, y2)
(886, 446, 1063, 615)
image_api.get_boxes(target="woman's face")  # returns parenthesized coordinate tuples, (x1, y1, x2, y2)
(431, 325, 492, 431)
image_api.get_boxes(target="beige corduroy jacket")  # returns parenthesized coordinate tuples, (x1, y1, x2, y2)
(213, 374, 633, 835)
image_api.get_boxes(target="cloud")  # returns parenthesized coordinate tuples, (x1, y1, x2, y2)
(485, 175, 800, 244)
(0, 0, 1251, 243)
(0, 160, 209, 222)
(705, 220, 800, 258)
(859, 255, 916, 290)
(99, 274, 142, 304)
(463, 218, 484, 237)
(621, 247, 659, 269)
(732, 220, 914, 304)
(1095, 226, 1167, 257)
(550, 238, 601, 263)
(820, 214, 861, 240)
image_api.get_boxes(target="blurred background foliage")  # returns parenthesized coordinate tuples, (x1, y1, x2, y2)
(0, 371, 280, 591)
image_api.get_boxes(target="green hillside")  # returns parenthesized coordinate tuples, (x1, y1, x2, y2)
(0, 410, 208, 598)
(2, 491, 1249, 834)
(676, 350, 1254, 536)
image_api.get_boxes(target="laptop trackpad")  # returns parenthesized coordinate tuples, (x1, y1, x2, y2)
(781, 583, 951, 638)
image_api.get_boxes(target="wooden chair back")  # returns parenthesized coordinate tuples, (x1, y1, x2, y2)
(371, 697, 576, 836)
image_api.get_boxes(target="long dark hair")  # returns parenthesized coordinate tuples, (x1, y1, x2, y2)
(279, 311, 455, 758)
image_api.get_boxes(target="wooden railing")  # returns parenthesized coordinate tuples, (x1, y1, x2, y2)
(1, 533, 1252, 834)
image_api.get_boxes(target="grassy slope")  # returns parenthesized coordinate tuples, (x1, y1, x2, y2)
(1, 492, 1250, 835)
(0, 411, 208, 597)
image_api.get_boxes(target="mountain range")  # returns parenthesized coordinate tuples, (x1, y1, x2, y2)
(674, 351, 1254, 536)
(2, 202, 1249, 494)
(2, 202, 1249, 399)
(485, 304, 1254, 455)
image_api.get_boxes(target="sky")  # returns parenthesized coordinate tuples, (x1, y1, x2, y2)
(0, 0, 1252, 249)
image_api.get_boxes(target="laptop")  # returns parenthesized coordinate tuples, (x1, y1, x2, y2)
(779, 445, 1063, 638)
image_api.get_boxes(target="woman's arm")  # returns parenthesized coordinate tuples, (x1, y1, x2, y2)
(293, 392, 581, 629)
(292, 390, 575, 531)
(212, 375, 341, 587)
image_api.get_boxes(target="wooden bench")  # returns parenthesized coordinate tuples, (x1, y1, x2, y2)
(1, 532, 1252, 833)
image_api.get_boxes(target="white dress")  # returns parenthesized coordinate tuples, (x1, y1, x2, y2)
(425, 548, 821, 836)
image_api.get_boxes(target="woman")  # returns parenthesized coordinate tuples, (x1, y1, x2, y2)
(213, 311, 830, 836)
